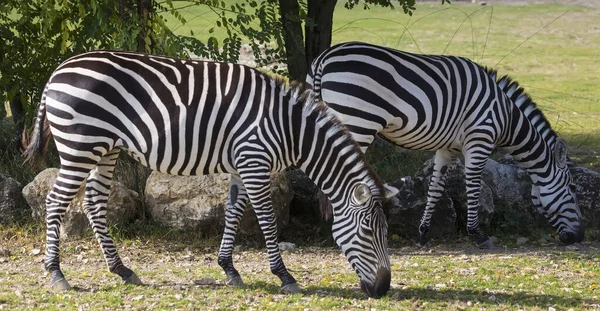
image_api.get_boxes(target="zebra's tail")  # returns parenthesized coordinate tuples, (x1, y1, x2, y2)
(22, 84, 51, 168)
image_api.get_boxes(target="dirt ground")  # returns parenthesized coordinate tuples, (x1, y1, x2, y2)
(1, 237, 599, 310)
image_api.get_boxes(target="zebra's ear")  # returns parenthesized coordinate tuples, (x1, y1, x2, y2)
(383, 184, 399, 199)
(353, 183, 372, 205)
(555, 139, 568, 168)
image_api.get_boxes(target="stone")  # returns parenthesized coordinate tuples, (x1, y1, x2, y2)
(0, 174, 25, 225)
(385, 157, 535, 241)
(386, 153, 600, 242)
(0, 247, 11, 256)
(22, 168, 142, 239)
(239, 172, 294, 236)
(193, 278, 217, 285)
(285, 168, 322, 219)
(278, 241, 297, 251)
(145, 172, 293, 236)
(516, 237, 529, 245)
(570, 167, 600, 229)
(386, 175, 457, 240)
(145, 173, 229, 232)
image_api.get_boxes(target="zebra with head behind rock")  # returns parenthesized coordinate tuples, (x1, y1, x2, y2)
(24, 51, 397, 298)
(305, 41, 584, 248)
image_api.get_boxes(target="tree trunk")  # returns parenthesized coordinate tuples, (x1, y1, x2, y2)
(137, 0, 152, 52)
(9, 91, 25, 151)
(278, 0, 307, 81)
(305, 0, 337, 77)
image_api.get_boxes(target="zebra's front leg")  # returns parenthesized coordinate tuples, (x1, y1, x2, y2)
(83, 150, 142, 285)
(463, 151, 493, 249)
(218, 175, 249, 287)
(238, 168, 301, 294)
(418, 150, 456, 247)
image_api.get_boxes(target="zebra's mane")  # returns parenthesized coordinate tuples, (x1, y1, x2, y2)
(484, 67, 558, 146)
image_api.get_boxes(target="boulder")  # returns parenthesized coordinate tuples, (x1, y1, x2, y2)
(239, 172, 294, 236)
(570, 166, 600, 229)
(285, 168, 322, 220)
(145, 172, 293, 236)
(22, 168, 142, 238)
(386, 155, 600, 241)
(386, 175, 457, 240)
(0, 174, 25, 225)
(386, 158, 528, 240)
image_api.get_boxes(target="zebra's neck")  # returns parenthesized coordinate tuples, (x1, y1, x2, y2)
(488, 69, 558, 180)
(289, 87, 383, 205)
(488, 68, 558, 149)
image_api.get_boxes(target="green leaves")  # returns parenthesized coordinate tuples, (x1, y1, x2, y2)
(0, 0, 188, 124)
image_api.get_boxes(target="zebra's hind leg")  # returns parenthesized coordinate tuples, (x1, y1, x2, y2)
(82, 148, 142, 285)
(418, 150, 456, 247)
(238, 168, 301, 294)
(218, 175, 249, 287)
(463, 147, 493, 249)
(45, 165, 97, 291)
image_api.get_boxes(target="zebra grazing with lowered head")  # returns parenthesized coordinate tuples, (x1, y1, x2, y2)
(306, 41, 584, 248)
(23, 51, 397, 298)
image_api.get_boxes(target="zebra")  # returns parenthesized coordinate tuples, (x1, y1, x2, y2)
(305, 41, 584, 248)
(23, 50, 397, 298)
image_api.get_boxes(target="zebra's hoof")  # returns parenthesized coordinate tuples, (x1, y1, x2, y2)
(226, 276, 245, 287)
(123, 272, 143, 285)
(477, 239, 494, 249)
(280, 283, 302, 294)
(51, 278, 71, 291)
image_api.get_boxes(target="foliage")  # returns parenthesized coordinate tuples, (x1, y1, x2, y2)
(0, 0, 215, 125)
(174, 0, 450, 79)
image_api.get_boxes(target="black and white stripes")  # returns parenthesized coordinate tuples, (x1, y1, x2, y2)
(307, 41, 584, 247)
(24, 50, 393, 297)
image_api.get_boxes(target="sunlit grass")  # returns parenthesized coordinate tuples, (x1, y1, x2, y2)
(1, 233, 599, 310)
(164, 2, 600, 168)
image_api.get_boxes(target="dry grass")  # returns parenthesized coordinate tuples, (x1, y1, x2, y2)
(1, 227, 600, 310)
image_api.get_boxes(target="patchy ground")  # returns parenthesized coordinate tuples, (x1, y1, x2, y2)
(1, 234, 599, 310)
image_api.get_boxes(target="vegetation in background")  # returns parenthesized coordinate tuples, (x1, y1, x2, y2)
(170, 2, 600, 167)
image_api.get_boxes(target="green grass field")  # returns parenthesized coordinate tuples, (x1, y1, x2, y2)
(166, 1, 600, 167)
(2, 3, 600, 310)
(1, 226, 599, 310)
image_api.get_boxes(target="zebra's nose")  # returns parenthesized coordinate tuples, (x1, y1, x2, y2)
(559, 224, 585, 245)
(359, 267, 391, 298)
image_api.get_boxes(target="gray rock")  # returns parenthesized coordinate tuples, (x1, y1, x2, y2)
(386, 175, 457, 240)
(278, 241, 297, 251)
(145, 172, 293, 236)
(386, 154, 600, 241)
(516, 237, 529, 245)
(23, 168, 142, 239)
(0, 174, 25, 225)
(570, 167, 600, 229)
(0, 246, 10, 256)
(285, 169, 322, 219)
(239, 172, 294, 236)
(145, 173, 229, 231)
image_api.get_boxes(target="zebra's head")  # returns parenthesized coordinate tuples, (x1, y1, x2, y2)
(331, 182, 398, 298)
(532, 139, 584, 245)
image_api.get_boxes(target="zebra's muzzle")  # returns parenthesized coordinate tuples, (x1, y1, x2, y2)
(359, 266, 391, 298)
(559, 224, 585, 245)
